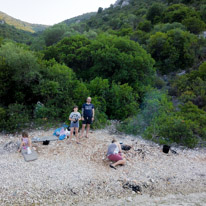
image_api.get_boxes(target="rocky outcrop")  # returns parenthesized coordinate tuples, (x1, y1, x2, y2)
(0, 20, 5, 25)
(114, 0, 130, 8)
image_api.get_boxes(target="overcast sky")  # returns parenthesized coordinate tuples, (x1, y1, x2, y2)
(0, 0, 116, 25)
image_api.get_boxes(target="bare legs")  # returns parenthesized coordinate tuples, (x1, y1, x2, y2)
(80, 124, 90, 138)
(111, 159, 126, 167)
(69, 127, 79, 143)
(86, 124, 90, 138)
(75, 127, 79, 143)
(110, 154, 126, 168)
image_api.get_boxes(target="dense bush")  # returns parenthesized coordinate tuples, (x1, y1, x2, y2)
(147, 29, 198, 74)
(4, 104, 30, 132)
(182, 17, 205, 34)
(1, 0, 206, 148)
(0, 41, 144, 132)
(44, 34, 155, 87)
(118, 89, 205, 148)
(144, 114, 198, 148)
(171, 61, 206, 109)
(118, 89, 174, 135)
(146, 3, 165, 24)
(163, 4, 198, 23)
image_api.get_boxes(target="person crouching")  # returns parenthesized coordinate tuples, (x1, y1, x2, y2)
(107, 139, 126, 169)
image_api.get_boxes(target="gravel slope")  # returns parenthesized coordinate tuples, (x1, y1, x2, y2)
(0, 127, 206, 205)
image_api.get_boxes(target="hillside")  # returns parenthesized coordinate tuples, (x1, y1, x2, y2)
(0, 0, 206, 148)
(62, 12, 96, 26)
(0, 22, 34, 43)
(0, 11, 49, 33)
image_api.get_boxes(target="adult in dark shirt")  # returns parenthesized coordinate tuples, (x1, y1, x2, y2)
(80, 97, 95, 138)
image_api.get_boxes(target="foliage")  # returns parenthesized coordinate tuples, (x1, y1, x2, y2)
(1, 0, 206, 148)
(0, 11, 48, 33)
(43, 24, 69, 46)
(0, 23, 34, 44)
(182, 17, 205, 34)
(179, 102, 206, 138)
(152, 22, 186, 33)
(137, 20, 153, 32)
(118, 89, 174, 134)
(144, 114, 198, 148)
(4, 104, 30, 132)
(106, 83, 139, 120)
(0, 42, 40, 105)
(163, 4, 199, 23)
(146, 3, 165, 24)
(44, 34, 155, 87)
(171, 61, 206, 109)
(147, 29, 198, 74)
(118, 89, 204, 148)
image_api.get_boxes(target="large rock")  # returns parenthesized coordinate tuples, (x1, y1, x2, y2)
(121, 0, 130, 7)
(113, 0, 130, 8)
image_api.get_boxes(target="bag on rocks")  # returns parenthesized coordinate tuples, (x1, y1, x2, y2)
(121, 145, 131, 151)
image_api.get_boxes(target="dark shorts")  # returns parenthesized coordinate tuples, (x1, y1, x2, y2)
(108, 153, 123, 162)
(82, 116, 92, 125)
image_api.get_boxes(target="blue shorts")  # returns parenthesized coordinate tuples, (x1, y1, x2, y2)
(82, 116, 92, 125)
(70, 121, 79, 128)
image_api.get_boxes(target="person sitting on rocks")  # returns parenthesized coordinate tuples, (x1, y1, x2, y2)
(18, 131, 32, 152)
(107, 139, 126, 169)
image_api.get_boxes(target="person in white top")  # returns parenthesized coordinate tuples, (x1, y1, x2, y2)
(69, 106, 81, 143)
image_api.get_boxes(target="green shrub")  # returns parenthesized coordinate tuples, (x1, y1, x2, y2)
(91, 108, 109, 129)
(145, 115, 198, 147)
(0, 107, 6, 129)
(171, 61, 206, 109)
(146, 3, 165, 24)
(179, 102, 206, 138)
(106, 83, 139, 120)
(5, 104, 30, 132)
(147, 29, 198, 74)
(182, 17, 205, 34)
(118, 89, 174, 134)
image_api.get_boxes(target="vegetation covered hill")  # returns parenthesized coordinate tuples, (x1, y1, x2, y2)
(0, 11, 49, 33)
(62, 12, 96, 26)
(0, 22, 35, 44)
(0, 0, 206, 148)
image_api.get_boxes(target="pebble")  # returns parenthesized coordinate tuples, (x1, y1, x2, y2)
(0, 127, 205, 205)
(126, 197, 132, 202)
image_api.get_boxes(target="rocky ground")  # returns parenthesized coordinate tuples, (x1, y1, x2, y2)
(0, 123, 206, 205)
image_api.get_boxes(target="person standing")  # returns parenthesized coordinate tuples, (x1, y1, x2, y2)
(80, 97, 95, 138)
(69, 106, 81, 143)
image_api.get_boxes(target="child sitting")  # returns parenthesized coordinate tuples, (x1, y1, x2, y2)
(18, 131, 32, 152)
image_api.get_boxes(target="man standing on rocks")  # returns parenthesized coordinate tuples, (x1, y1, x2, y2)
(80, 97, 95, 138)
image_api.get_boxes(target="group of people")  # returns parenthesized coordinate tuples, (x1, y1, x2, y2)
(18, 96, 126, 169)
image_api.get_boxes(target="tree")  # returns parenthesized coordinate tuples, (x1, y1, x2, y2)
(0, 42, 40, 105)
(200, 5, 206, 23)
(43, 24, 68, 46)
(43, 35, 92, 77)
(44, 34, 155, 88)
(97, 7, 103, 14)
(138, 20, 152, 32)
(147, 29, 198, 73)
(146, 3, 165, 24)
(163, 4, 198, 23)
(106, 83, 139, 120)
(89, 35, 155, 87)
(182, 17, 205, 34)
